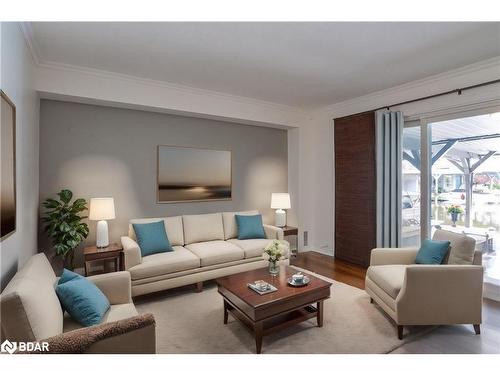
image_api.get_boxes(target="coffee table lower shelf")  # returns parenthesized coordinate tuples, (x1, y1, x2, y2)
(223, 298, 325, 354)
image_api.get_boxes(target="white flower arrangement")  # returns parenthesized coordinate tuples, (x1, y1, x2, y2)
(262, 240, 289, 263)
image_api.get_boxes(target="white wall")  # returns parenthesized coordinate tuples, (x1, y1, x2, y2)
(0, 22, 39, 289)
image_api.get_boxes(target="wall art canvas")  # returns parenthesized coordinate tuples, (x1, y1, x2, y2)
(1, 90, 16, 240)
(157, 145, 232, 203)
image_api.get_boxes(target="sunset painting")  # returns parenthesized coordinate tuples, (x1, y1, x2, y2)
(157, 145, 231, 203)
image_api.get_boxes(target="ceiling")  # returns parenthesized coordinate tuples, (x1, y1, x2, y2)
(29, 22, 500, 109)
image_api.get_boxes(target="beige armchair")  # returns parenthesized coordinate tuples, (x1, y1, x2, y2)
(0, 253, 156, 353)
(365, 230, 483, 339)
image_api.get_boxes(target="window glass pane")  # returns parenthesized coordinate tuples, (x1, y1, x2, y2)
(429, 112, 500, 284)
(402, 125, 421, 246)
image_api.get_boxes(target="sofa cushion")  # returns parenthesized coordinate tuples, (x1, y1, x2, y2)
(366, 265, 408, 299)
(222, 210, 259, 240)
(228, 238, 273, 258)
(185, 241, 244, 266)
(56, 271, 110, 327)
(235, 214, 266, 240)
(0, 253, 64, 341)
(129, 216, 184, 246)
(133, 221, 173, 256)
(128, 246, 200, 280)
(183, 213, 225, 244)
(63, 303, 138, 332)
(433, 229, 476, 265)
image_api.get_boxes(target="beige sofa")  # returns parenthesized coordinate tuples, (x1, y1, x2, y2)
(0, 253, 156, 353)
(121, 211, 287, 297)
(365, 229, 483, 339)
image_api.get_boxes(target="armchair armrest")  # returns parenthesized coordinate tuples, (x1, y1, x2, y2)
(370, 247, 419, 266)
(263, 224, 284, 240)
(121, 236, 142, 269)
(88, 271, 132, 304)
(39, 313, 156, 354)
(473, 250, 482, 266)
(397, 265, 483, 325)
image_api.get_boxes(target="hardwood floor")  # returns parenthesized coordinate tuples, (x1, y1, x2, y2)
(292, 250, 500, 354)
(291, 251, 367, 289)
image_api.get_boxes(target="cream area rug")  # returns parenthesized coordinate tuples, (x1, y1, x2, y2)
(135, 268, 431, 354)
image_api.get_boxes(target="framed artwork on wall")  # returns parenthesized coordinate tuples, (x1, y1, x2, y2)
(1, 90, 17, 240)
(157, 145, 232, 203)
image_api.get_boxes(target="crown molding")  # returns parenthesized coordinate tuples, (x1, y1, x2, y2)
(18, 22, 41, 65)
(37, 59, 308, 116)
(313, 56, 500, 117)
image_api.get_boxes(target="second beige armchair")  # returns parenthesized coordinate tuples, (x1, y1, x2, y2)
(365, 229, 483, 339)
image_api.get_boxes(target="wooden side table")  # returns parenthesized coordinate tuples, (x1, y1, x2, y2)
(281, 225, 299, 257)
(83, 243, 124, 276)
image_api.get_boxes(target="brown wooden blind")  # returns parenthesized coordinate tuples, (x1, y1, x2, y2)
(334, 112, 376, 267)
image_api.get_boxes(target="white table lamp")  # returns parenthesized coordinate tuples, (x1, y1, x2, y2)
(89, 198, 115, 248)
(271, 193, 291, 227)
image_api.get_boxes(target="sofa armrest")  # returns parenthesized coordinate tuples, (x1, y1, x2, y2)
(87, 271, 132, 304)
(263, 224, 284, 240)
(121, 236, 142, 269)
(370, 247, 419, 266)
(38, 313, 156, 354)
(396, 265, 483, 325)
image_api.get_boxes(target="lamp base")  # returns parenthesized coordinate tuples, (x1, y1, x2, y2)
(96, 220, 109, 248)
(274, 209, 286, 227)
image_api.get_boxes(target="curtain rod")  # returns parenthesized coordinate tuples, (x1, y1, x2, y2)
(376, 78, 500, 112)
(334, 78, 500, 119)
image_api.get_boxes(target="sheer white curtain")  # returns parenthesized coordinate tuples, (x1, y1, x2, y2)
(376, 110, 404, 248)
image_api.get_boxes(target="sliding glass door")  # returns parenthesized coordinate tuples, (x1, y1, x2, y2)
(402, 108, 500, 284)
(429, 112, 500, 283)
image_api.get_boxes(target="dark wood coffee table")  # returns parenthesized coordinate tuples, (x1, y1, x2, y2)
(216, 265, 331, 353)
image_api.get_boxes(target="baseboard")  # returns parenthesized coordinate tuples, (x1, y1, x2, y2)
(483, 281, 500, 302)
(302, 248, 334, 257)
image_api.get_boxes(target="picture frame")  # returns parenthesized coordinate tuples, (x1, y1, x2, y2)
(1, 90, 17, 240)
(157, 145, 232, 203)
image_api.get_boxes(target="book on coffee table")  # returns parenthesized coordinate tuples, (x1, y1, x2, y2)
(247, 280, 278, 295)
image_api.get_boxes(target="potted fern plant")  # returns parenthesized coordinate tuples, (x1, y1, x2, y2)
(41, 189, 89, 270)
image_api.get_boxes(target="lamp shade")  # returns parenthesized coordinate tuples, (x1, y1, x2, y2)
(89, 198, 116, 221)
(271, 193, 291, 209)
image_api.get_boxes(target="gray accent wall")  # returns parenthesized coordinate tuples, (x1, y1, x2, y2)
(39, 100, 288, 259)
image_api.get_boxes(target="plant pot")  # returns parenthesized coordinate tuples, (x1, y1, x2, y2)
(63, 250, 76, 271)
(451, 212, 458, 227)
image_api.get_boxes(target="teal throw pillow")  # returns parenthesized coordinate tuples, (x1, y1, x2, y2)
(235, 214, 266, 240)
(133, 221, 172, 256)
(415, 239, 451, 264)
(56, 269, 110, 327)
